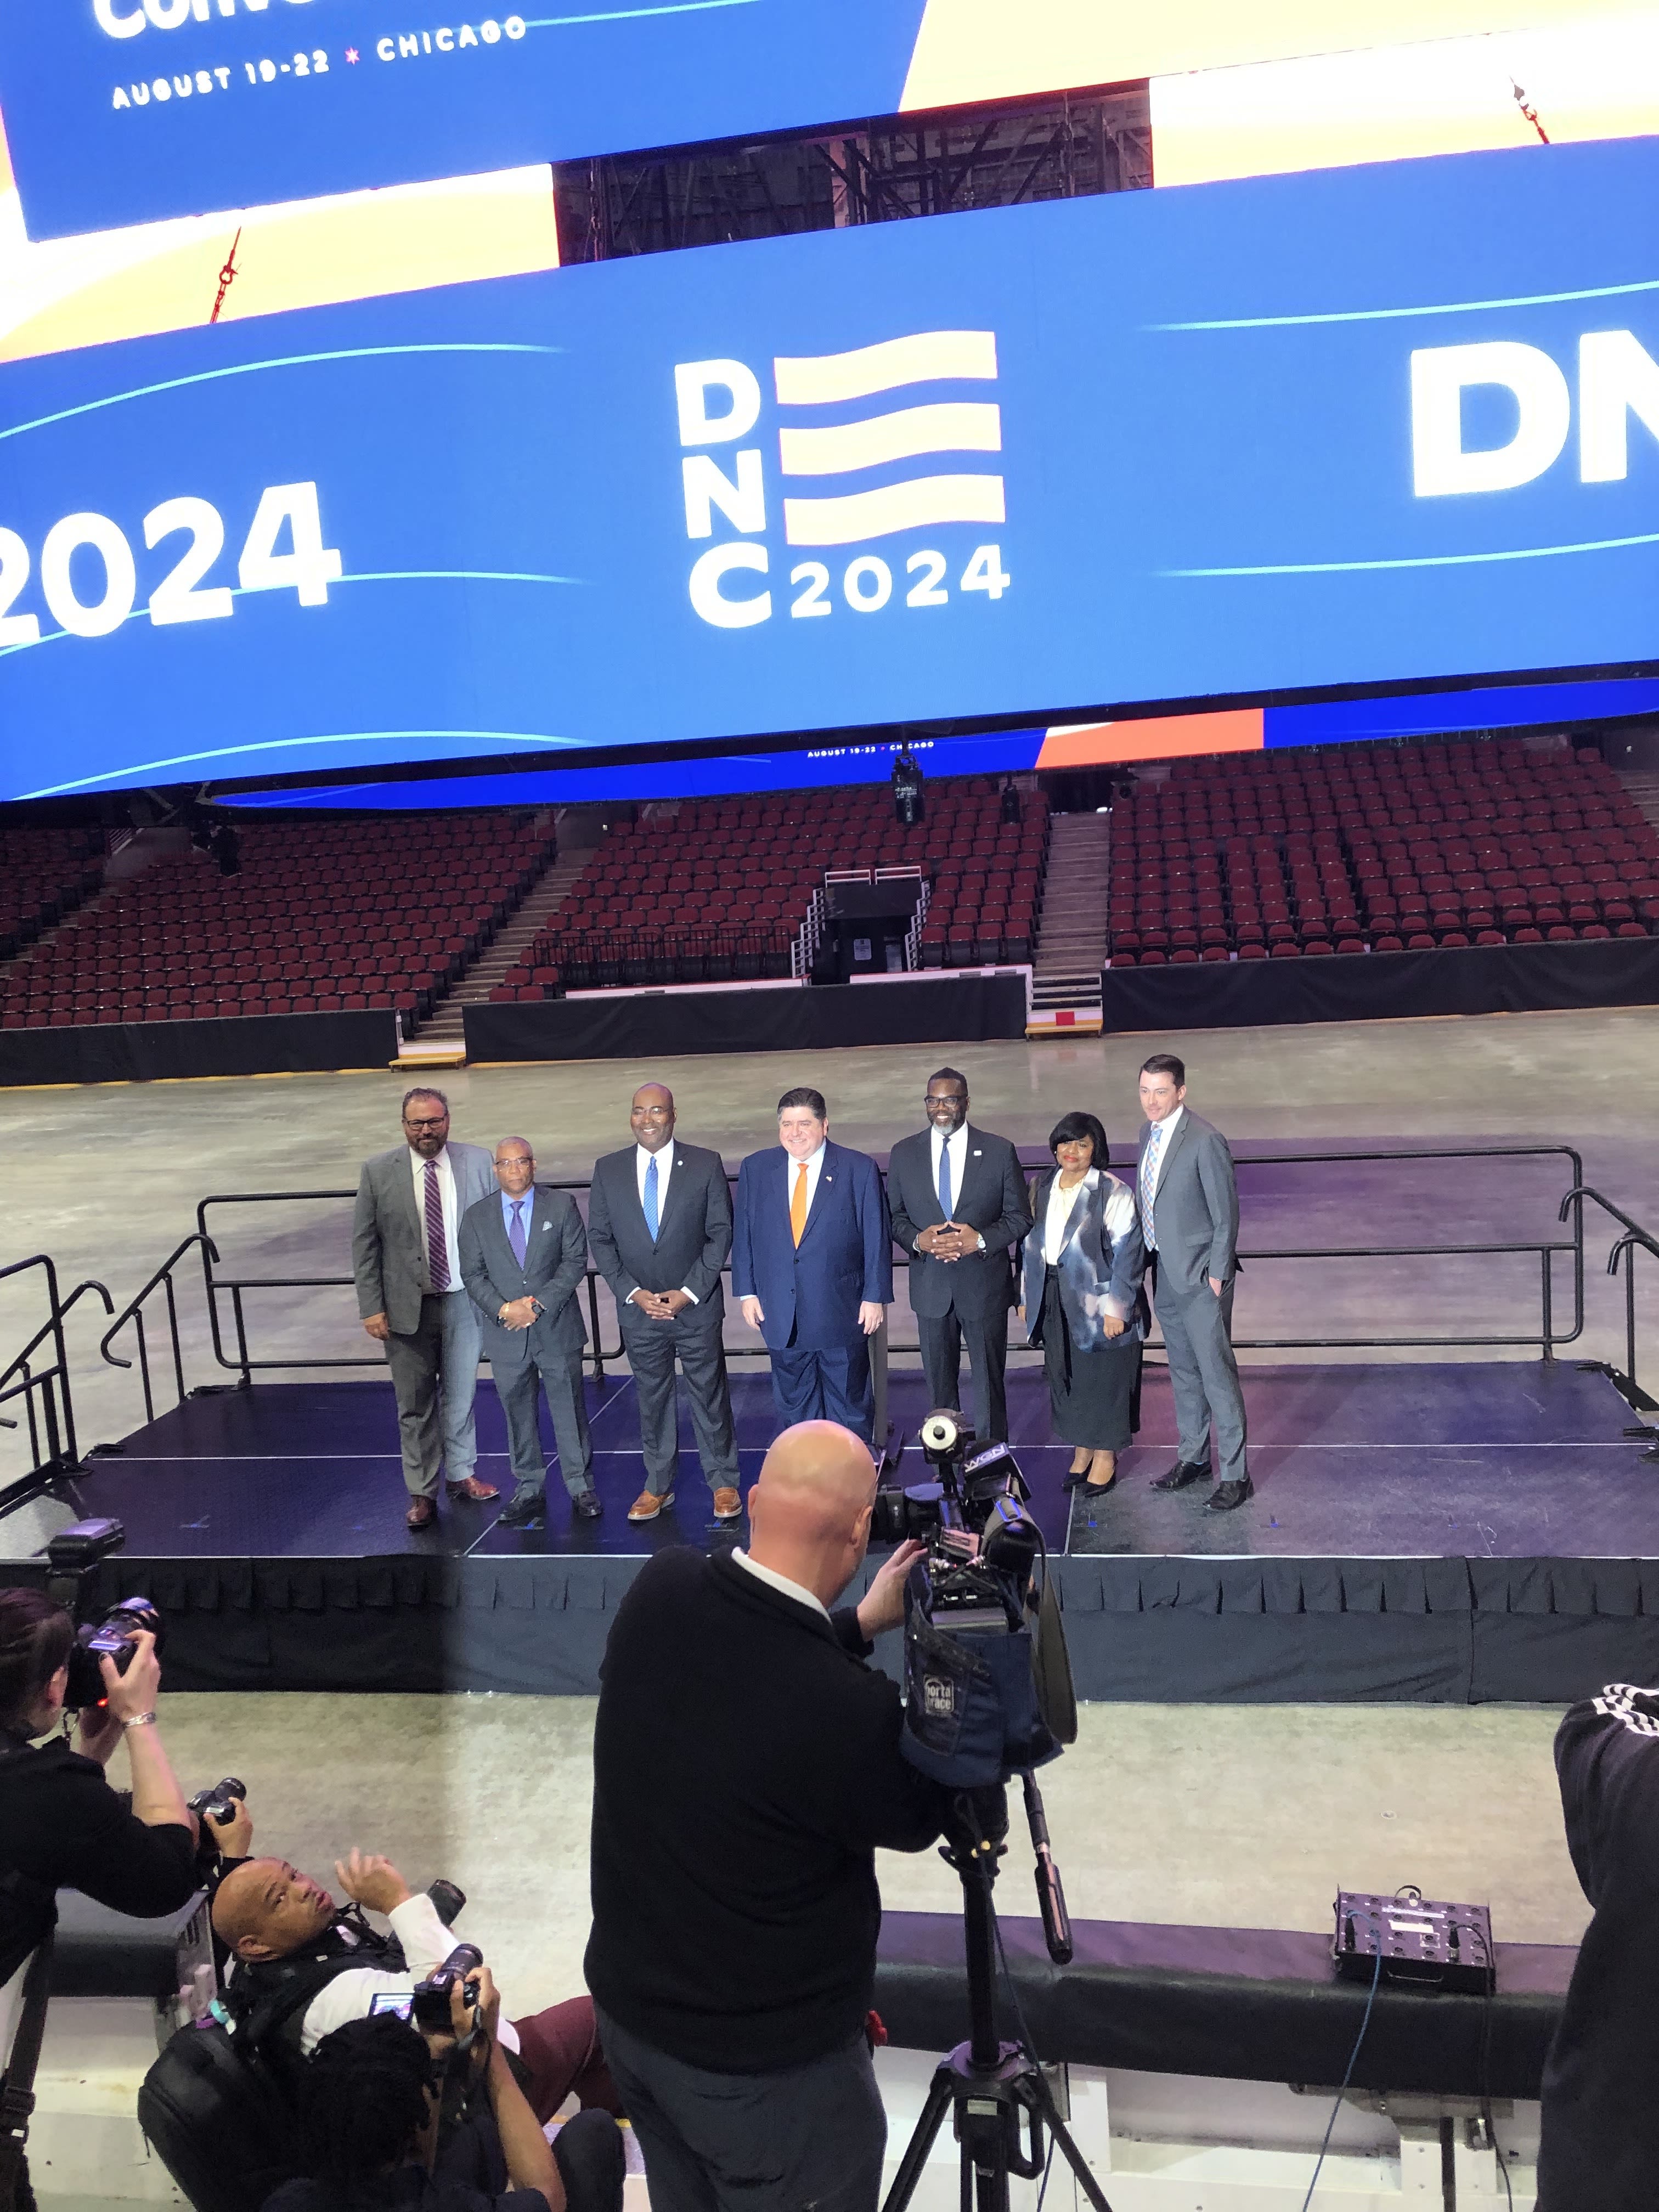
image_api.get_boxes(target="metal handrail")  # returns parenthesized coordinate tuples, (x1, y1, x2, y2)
(99, 1232, 221, 1425)
(1559, 1184, 1659, 1406)
(0, 1259, 115, 1516)
(70, 1142, 1596, 1406)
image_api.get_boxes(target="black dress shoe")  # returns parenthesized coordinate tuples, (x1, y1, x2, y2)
(1150, 1460, 1211, 1492)
(571, 1490, 603, 1521)
(1204, 1477, 1254, 1514)
(498, 1493, 546, 1529)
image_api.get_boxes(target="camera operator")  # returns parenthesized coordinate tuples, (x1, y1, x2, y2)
(586, 1419, 953, 2212)
(264, 1969, 566, 2212)
(0, 1589, 199, 2072)
(213, 1846, 621, 2129)
(1539, 1680, 1659, 2209)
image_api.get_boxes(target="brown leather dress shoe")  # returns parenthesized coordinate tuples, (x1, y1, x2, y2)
(627, 1488, 675, 1522)
(711, 1487, 742, 1522)
(406, 1496, 437, 1530)
(446, 1475, 500, 1503)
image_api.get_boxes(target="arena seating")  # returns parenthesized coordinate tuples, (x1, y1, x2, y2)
(0, 827, 105, 961)
(494, 782, 1048, 998)
(0, 815, 555, 1029)
(1107, 739, 1659, 967)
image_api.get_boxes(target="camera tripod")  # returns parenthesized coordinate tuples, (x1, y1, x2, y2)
(880, 1777, 1113, 2212)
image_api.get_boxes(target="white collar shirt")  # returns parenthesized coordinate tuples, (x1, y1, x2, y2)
(1042, 1166, 1098, 1266)
(731, 1546, 831, 1622)
(636, 1143, 674, 1211)
(783, 1141, 828, 1226)
(1140, 1106, 1183, 1250)
(409, 1143, 462, 1291)
(930, 1122, 970, 1216)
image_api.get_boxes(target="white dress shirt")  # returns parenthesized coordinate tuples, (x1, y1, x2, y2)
(929, 1122, 984, 1249)
(1042, 1167, 1096, 1265)
(409, 1143, 462, 1290)
(732, 1546, 830, 1622)
(634, 1143, 696, 1302)
(783, 1141, 828, 1228)
(1139, 1105, 1184, 1251)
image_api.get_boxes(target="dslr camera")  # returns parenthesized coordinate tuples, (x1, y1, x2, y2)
(43, 1517, 163, 1709)
(413, 1944, 484, 2032)
(874, 1410, 1076, 1791)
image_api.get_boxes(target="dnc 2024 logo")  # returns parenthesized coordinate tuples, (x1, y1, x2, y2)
(673, 330, 1011, 631)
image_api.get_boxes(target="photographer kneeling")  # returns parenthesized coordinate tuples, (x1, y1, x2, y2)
(0, 1588, 200, 2207)
(586, 1419, 955, 2212)
(265, 1965, 589, 2212)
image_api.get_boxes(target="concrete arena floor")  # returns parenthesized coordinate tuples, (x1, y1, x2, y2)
(144, 1690, 1589, 2016)
(1, 1003, 1655, 1508)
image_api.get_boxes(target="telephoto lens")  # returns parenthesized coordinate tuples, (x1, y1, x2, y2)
(411, 1944, 485, 2032)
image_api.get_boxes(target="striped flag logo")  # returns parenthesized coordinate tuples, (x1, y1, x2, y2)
(771, 330, 1004, 549)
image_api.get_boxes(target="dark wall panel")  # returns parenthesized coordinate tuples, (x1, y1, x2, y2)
(0, 1011, 398, 1087)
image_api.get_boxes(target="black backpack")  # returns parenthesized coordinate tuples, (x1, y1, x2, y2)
(138, 1930, 408, 2212)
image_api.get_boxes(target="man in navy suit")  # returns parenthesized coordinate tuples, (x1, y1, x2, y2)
(459, 1137, 599, 1530)
(731, 1087, 891, 1448)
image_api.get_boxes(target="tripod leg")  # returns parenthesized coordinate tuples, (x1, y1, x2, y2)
(880, 2066, 958, 2212)
(1028, 2067, 1114, 2212)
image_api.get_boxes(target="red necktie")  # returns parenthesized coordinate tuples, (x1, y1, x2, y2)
(424, 1159, 450, 1291)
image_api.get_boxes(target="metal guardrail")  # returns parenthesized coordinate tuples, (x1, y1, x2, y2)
(75, 1143, 1598, 1413)
(0, 1257, 114, 1517)
(1559, 1184, 1659, 1417)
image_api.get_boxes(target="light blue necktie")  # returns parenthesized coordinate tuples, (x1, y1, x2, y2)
(509, 1200, 527, 1266)
(1140, 1123, 1163, 1250)
(642, 1154, 660, 1242)
(936, 1138, 953, 1220)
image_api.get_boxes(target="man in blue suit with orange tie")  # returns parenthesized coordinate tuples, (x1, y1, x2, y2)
(731, 1086, 891, 1447)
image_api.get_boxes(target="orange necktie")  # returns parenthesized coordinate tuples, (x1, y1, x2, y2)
(791, 1163, 809, 1246)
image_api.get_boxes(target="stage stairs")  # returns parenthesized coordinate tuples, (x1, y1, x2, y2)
(403, 843, 595, 1062)
(1029, 810, 1109, 1034)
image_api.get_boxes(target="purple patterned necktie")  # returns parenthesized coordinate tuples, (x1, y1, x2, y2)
(424, 1159, 450, 1291)
(510, 1200, 528, 1266)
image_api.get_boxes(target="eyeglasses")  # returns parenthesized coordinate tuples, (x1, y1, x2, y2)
(924, 1095, 967, 1106)
(404, 1117, 448, 1131)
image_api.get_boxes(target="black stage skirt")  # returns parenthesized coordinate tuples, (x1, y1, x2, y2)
(1041, 1267, 1141, 1451)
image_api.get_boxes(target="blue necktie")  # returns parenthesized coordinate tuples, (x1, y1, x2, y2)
(509, 1200, 527, 1266)
(1140, 1124, 1163, 1250)
(643, 1154, 660, 1242)
(936, 1139, 952, 1221)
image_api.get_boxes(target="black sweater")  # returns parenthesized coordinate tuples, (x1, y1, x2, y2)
(584, 1547, 949, 2073)
(0, 1731, 199, 1983)
(1538, 1685, 1659, 2209)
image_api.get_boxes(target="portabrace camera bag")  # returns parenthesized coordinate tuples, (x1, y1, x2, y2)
(899, 1564, 1060, 1788)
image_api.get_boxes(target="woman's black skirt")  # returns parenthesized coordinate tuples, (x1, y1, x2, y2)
(1041, 1266, 1141, 1450)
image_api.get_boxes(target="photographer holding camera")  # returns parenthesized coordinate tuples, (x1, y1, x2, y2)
(586, 1419, 953, 2212)
(0, 1586, 200, 2207)
(264, 1968, 569, 2212)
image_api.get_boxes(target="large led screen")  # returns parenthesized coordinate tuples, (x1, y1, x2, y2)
(2, 135, 1658, 799)
(4, 0, 1650, 244)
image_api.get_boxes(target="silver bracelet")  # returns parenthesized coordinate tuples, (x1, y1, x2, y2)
(120, 1712, 158, 1730)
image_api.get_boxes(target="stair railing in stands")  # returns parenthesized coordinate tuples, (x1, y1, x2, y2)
(1558, 1184, 1659, 1415)
(0, 1257, 115, 1517)
(85, 1146, 1597, 1413)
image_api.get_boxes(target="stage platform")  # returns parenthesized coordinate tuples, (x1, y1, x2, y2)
(9, 1361, 1658, 1703)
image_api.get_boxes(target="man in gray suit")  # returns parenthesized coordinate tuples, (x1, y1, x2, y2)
(352, 1086, 500, 1530)
(460, 1137, 599, 1530)
(1135, 1053, 1251, 1512)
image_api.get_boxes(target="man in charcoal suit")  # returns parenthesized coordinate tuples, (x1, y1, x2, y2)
(1135, 1052, 1251, 1513)
(886, 1067, 1030, 1443)
(586, 1083, 741, 1526)
(732, 1086, 892, 1450)
(459, 1137, 599, 1530)
(352, 1086, 500, 1531)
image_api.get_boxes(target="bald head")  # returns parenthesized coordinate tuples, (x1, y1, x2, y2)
(746, 1421, 877, 1605)
(631, 1084, 676, 1153)
(212, 1857, 336, 1962)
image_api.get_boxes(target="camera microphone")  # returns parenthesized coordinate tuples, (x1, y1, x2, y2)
(1021, 1771, 1073, 1966)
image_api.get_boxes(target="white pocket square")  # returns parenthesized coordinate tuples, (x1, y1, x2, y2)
(542, 1222, 553, 1232)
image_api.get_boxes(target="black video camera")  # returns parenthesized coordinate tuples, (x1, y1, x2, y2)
(412, 1944, 484, 2033)
(878, 1411, 1076, 1790)
(43, 1519, 163, 1711)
